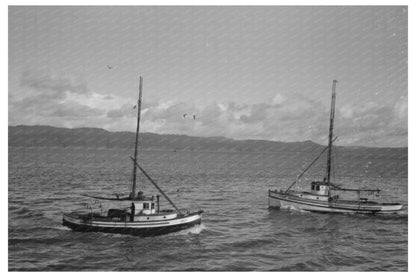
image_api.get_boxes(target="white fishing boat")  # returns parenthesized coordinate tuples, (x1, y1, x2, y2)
(63, 76, 203, 236)
(268, 80, 403, 214)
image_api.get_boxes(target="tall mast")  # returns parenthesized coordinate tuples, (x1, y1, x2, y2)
(326, 80, 337, 185)
(131, 76, 143, 199)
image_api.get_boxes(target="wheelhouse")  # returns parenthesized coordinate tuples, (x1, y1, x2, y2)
(310, 181, 330, 196)
(133, 200, 156, 215)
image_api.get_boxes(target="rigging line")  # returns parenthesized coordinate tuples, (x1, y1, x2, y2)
(284, 136, 338, 194)
(130, 156, 183, 215)
(277, 137, 328, 185)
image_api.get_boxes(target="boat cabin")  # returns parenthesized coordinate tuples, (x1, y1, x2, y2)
(289, 181, 331, 202)
(133, 199, 156, 215)
(131, 197, 179, 222)
(310, 181, 330, 196)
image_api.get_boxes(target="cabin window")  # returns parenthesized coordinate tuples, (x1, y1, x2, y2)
(311, 184, 315, 190)
(316, 185, 320, 191)
(143, 203, 149, 209)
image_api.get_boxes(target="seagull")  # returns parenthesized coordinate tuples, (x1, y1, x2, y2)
(183, 113, 187, 118)
(107, 65, 113, 69)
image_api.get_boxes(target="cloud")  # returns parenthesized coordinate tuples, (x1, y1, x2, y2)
(239, 103, 268, 123)
(144, 101, 197, 123)
(10, 71, 106, 126)
(123, 94, 322, 141)
(107, 109, 125, 119)
(9, 72, 408, 147)
(20, 71, 88, 98)
(107, 103, 137, 118)
(50, 101, 105, 118)
(339, 105, 354, 119)
(332, 98, 407, 146)
(393, 95, 407, 121)
(103, 91, 408, 147)
(271, 94, 286, 106)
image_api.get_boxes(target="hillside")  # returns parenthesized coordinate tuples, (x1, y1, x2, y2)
(8, 125, 324, 152)
(8, 125, 407, 159)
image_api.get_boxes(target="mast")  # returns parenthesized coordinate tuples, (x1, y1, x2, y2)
(326, 80, 337, 186)
(131, 76, 143, 199)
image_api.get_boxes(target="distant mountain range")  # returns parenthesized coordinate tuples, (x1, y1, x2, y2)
(8, 125, 407, 157)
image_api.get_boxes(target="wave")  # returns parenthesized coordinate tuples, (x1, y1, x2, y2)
(9, 236, 66, 246)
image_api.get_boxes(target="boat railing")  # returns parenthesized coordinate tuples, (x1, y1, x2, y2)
(330, 186, 381, 193)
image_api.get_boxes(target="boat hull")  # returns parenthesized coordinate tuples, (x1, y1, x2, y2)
(63, 211, 203, 237)
(268, 190, 403, 214)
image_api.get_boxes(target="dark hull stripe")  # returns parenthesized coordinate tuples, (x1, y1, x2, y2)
(63, 217, 202, 237)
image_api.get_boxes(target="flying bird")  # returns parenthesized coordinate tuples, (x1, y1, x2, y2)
(107, 65, 113, 69)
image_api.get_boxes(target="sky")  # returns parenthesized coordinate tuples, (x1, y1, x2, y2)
(8, 6, 408, 147)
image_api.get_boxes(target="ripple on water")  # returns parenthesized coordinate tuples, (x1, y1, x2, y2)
(8, 148, 408, 271)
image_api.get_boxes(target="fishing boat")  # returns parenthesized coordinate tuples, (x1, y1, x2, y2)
(268, 80, 403, 214)
(63, 76, 203, 236)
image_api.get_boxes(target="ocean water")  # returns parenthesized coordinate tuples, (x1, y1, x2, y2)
(8, 147, 408, 271)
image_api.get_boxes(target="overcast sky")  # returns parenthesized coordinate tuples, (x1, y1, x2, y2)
(8, 6, 407, 147)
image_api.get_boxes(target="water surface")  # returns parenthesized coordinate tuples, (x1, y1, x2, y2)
(8, 147, 407, 271)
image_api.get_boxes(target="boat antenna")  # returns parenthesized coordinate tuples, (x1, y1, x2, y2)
(130, 157, 183, 216)
(326, 80, 337, 187)
(131, 76, 143, 199)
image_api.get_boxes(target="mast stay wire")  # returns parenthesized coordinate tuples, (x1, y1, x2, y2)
(284, 136, 338, 194)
